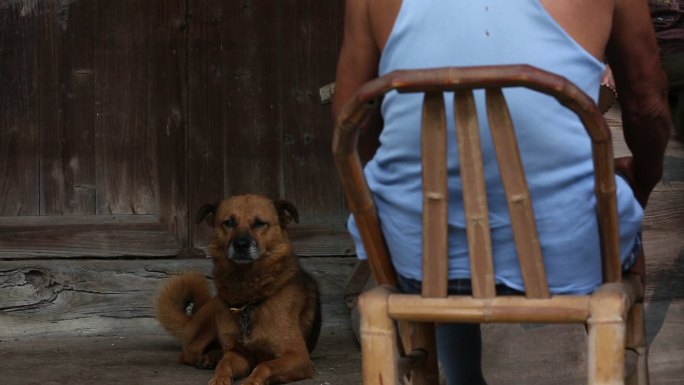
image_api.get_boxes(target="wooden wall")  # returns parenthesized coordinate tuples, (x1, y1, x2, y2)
(0, 0, 351, 258)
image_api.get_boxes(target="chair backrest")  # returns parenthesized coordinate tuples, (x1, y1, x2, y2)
(333, 65, 622, 300)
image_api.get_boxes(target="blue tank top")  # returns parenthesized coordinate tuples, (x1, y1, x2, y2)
(347, 0, 643, 294)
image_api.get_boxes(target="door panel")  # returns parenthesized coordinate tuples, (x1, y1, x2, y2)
(281, 1, 346, 215)
(0, 3, 41, 217)
(0, 0, 188, 258)
(0, 0, 351, 259)
(187, 0, 351, 255)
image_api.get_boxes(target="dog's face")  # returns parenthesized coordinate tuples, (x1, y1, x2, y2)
(196, 195, 298, 264)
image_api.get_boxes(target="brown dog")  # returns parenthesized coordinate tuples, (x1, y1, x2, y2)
(155, 194, 321, 385)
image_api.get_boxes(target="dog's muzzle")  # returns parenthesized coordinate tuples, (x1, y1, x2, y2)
(227, 234, 260, 263)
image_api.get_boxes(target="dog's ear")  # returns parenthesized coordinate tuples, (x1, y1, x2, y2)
(273, 199, 299, 227)
(195, 202, 218, 225)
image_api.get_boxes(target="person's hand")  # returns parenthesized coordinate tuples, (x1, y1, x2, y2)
(601, 65, 615, 91)
(598, 66, 618, 113)
(614, 156, 651, 208)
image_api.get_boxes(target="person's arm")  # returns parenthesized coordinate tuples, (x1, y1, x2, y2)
(331, 0, 383, 162)
(331, 0, 380, 119)
(606, 0, 672, 208)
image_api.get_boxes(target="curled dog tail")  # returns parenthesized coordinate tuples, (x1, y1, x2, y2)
(155, 271, 212, 340)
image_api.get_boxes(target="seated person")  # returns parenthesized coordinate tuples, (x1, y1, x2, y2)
(332, 0, 671, 384)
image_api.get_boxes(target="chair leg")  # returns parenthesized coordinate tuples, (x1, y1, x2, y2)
(359, 285, 399, 385)
(407, 322, 440, 385)
(625, 302, 649, 385)
(588, 285, 629, 385)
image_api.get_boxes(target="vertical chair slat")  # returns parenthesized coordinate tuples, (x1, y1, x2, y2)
(454, 91, 496, 299)
(421, 92, 449, 298)
(485, 88, 549, 299)
(590, 138, 622, 283)
(333, 99, 398, 286)
(558, 84, 622, 283)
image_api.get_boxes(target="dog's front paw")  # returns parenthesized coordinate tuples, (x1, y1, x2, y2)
(195, 350, 223, 370)
(208, 375, 232, 385)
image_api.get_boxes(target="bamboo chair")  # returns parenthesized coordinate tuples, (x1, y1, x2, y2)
(332, 65, 648, 385)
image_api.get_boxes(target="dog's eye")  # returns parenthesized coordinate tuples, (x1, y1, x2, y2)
(222, 218, 236, 228)
(252, 218, 268, 229)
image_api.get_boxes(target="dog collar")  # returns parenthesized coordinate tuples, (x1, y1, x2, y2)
(226, 301, 262, 342)
(228, 304, 249, 313)
(227, 301, 261, 314)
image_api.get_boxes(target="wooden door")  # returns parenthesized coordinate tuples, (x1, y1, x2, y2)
(0, 0, 350, 259)
(186, 0, 350, 255)
(0, 0, 188, 258)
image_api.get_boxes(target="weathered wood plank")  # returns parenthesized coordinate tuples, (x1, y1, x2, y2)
(646, 295, 684, 385)
(35, 1, 64, 215)
(0, 333, 363, 385)
(1, 0, 188, 255)
(0, 259, 681, 385)
(288, 215, 355, 256)
(39, 0, 97, 216)
(0, 214, 354, 259)
(221, 1, 282, 198)
(280, 0, 345, 214)
(185, 0, 349, 248)
(94, 0, 168, 216)
(150, 0, 189, 246)
(0, 258, 362, 385)
(0, 215, 179, 258)
(187, 0, 227, 247)
(642, 183, 684, 304)
(0, 257, 357, 338)
(0, 3, 40, 216)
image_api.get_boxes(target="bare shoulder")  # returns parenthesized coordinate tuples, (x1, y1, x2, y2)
(367, 0, 403, 52)
(540, 0, 615, 61)
(331, 0, 379, 118)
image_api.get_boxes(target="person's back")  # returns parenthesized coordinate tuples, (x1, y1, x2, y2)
(352, 0, 642, 294)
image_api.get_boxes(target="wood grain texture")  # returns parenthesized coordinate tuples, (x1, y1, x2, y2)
(0, 257, 362, 385)
(0, 1, 188, 255)
(0, 81, 680, 385)
(39, 0, 97, 216)
(0, 214, 353, 259)
(1, 1, 348, 257)
(0, 257, 357, 338)
(455, 91, 496, 298)
(420, 92, 448, 298)
(0, 3, 40, 216)
(186, 0, 347, 249)
(94, 0, 184, 216)
(286, 214, 356, 256)
(149, 0, 189, 247)
(486, 88, 548, 298)
(187, 0, 227, 246)
(280, 0, 345, 214)
(221, 1, 282, 198)
(94, 0, 145, 215)
(0, 215, 180, 258)
(0, 332, 364, 385)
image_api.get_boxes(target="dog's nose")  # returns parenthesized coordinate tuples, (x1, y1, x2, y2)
(227, 234, 259, 263)
(233, 236, 251, 251)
